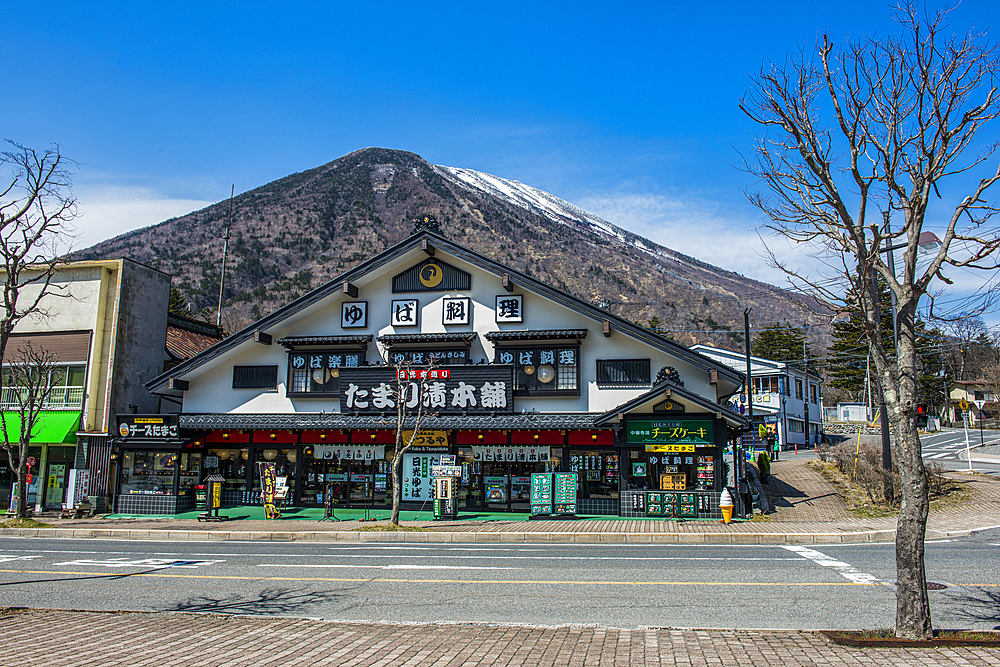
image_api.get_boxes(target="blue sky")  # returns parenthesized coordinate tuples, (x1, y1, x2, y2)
(5, 1, 999, 326)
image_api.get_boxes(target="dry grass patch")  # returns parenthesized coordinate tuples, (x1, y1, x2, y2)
(1, 518, 53, 528)
(352, 522, 431, 532)
(809, 448, 970, 519)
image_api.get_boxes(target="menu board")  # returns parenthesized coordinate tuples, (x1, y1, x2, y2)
(553, 472, 578, 515)
(531, 473, 553, 515)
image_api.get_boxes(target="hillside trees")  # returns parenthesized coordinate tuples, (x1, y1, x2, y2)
(741, 7, 1000, 638)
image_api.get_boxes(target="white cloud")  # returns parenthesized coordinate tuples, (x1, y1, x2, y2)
(65, 185, 212, 252)
(575, 192, 805, 285)
(577, 191, 1000, 328)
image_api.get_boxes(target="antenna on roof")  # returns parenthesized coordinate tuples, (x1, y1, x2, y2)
(217, 185, 235, 328)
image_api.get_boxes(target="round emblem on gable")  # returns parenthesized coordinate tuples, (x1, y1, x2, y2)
(119, 423, 129, 437)
(419, 263, 443, 287)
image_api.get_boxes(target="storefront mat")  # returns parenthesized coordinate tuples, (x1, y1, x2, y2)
(103, 506, 724, 522)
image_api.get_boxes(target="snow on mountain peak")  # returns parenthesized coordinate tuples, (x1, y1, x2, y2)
(435, 165, 647, 250)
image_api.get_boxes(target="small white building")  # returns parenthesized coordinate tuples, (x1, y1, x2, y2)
(836, 402, 871, 423)
(689, 344, 823, 449)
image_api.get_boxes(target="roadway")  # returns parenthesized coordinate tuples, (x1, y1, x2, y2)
(2, 533, 998, 630)
(920, 427, 1000, 475)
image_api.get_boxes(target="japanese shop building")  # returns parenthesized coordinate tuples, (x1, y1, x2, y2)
(126, 221, 748, 517)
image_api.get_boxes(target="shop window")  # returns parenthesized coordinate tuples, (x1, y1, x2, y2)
(596, 359, 650, 387)
(390, 349, 469, 366)
(569, 451, 619, 498)
(286, 352, 363, 396)
(495, 346, 579, 395)
(233, 365, 278, 390)
(120, 451, 177, 495)
(178, 453, 202, 493)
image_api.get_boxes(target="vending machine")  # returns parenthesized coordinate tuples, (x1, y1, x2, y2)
(431, 464, 462, 520)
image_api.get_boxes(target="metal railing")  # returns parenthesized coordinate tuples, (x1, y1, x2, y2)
(0, 386, 85, 411)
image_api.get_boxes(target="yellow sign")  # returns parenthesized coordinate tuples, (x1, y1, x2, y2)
(403, 430, 449, 447)
(644, 444, 696, 453)
(419, 263, 443, 287)
(758, 424, 768, 438)
(134, 417, 164, 424)
(210, 482, 222, 510)
(959, 398, 969, 412)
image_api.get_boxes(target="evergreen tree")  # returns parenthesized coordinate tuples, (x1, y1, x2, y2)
(750, 323, 809, 365)
(827, 282, 894, 398)
(828, 282, 945, 407)
(168, 287, 188, 316)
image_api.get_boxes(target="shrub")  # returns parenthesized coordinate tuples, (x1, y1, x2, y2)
(757, 451, 771, 477)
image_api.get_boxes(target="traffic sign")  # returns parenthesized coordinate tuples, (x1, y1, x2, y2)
(25, 456, 36, 468)
(959, 398, 969, 412)
(974, 399, 986, 411)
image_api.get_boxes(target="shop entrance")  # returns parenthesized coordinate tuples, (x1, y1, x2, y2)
(299, 446, 389, 509)
(480, 461, 556, 512)
(252, 448, 298, 507)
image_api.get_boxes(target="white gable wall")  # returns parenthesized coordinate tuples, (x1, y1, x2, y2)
(179, 248, 718, 415)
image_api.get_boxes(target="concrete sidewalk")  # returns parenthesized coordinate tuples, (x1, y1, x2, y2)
(5, 458, 1000, 544)
(1, 609, 997, 667)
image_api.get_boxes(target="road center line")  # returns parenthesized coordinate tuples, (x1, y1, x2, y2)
(0, 568, 881, 586)
(259, 564, 522, 570)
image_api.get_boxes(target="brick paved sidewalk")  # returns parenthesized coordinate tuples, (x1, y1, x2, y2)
(1, 609, 997, 667)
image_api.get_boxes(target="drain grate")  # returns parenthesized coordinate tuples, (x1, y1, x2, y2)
(926, 582, 948, 590)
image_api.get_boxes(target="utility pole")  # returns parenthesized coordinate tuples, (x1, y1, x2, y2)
(217, 185, 235, 329)
(939, 343, 950, 427)
(741, 308, 753, 519)
(871, 254, 894, 503)
(803, 325, 811, 449)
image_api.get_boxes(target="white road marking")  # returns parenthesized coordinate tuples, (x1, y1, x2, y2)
(0, 555, 42, 564)
(54, 558, 225, 569)
(259, 563, 522, 570)
(927, 453, 951, 459)
(782, 546, 884, 585)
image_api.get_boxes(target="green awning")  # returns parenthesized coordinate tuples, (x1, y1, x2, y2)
(0, 411, 80, 444)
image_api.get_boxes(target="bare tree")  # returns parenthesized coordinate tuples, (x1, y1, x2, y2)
(741, 6, 1000, 639)
(938, 316, 999, 381)
(1, 342, 61, 518)
(387, 358, 439, 526)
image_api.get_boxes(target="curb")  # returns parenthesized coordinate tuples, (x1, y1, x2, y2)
(0, 526, 909, 544)
(958, 450, 1000, 464)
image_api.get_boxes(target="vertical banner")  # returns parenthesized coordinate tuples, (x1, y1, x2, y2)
(211, 481, 222, 510)
(258, 461, 279, 519)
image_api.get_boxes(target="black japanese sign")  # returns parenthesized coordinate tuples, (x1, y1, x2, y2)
(338, 366, 514, 414)
(117, 414, 180, 441)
